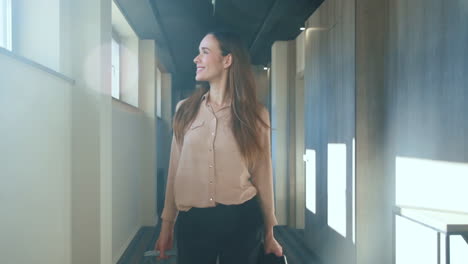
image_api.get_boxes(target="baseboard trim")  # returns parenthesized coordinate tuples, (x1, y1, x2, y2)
(113, 225, 141, 264)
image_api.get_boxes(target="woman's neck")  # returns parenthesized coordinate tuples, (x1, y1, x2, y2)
(208, 76, 230, 106)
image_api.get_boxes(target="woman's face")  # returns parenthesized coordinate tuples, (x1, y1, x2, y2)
(193, 34, 229, 82)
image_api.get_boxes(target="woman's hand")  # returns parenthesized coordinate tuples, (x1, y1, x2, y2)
(264, 233, 283, 257)
(154, 221, 175, 260)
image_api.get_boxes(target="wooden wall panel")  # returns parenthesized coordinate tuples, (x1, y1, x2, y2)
(387, 0, 468, 162)
(355, 0, 391, 262)
(356, 0, 468, 263)
(303, 0, 355, 263)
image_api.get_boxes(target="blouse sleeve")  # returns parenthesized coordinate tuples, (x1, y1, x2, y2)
(251, 107, 279, 228)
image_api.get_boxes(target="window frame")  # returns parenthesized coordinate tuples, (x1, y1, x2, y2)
(111, 31, 121, 100)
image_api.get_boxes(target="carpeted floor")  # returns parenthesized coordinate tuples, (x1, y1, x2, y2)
(117, 225, 320, 264)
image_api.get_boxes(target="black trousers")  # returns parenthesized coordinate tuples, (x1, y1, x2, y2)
(176, 197, 263, 264)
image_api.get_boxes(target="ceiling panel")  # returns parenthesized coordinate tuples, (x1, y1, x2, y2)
(116, 0, 324, 75)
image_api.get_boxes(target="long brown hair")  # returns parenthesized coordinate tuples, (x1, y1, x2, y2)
(173, 31, 268, 167)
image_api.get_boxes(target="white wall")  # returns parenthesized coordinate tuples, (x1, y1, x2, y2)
(111, 103, 143, 263)
(0, 51, 71, 264)
(110, 39, 158, 263)
(2, 1, 174, 264)
(68, 0, 112, 263)
(1, 2, 114, 263)
(161, 72, 172, 126)
(137, 39, 157, 227)
(159, 71, 173, 180)
(139, 114, 157, 227)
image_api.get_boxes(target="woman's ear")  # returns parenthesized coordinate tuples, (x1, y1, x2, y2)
(223, 54, 233, 69)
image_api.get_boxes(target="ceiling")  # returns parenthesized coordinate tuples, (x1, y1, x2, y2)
(115, 0, 323, 77)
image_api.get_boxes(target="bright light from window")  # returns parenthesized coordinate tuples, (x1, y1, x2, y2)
(396, 157, 468, 213)
(451, 235, 468, 264)
(0, 0, 12, 50)
(352, 138, 355, 243)
(112, 38, 120, 99)
(305, 149, 316, 213)
(156, 68, 162, 118)
(396, 157, 468, 263)
(396, 215, 438, 264)
(327, 143, 347, 237)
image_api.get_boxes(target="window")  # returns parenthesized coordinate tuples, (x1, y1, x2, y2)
(156, 68, 162, 118)
(0, 0, 12, 50)
(327, 143, 347, 237)
(112, 0, 139, 106)
(111, 37, 120, 99)
(305, 149, 316, 214)
(395, 157, 468, 263)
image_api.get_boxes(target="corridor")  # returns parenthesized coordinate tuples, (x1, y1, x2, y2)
(1, 0, 467, 264)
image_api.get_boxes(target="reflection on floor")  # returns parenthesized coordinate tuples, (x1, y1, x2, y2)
(275, 226, 321, 264)
(117, 225, 321, 264)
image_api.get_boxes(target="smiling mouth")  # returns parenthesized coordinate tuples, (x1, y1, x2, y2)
(196, 67, 205, 73)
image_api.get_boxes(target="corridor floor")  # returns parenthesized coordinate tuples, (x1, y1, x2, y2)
(117, 225, 321, 264)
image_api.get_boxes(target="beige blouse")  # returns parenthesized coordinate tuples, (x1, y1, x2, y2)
(161, 92, 278, 227)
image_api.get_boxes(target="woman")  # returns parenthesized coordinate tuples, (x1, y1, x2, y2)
(155, 31, 283, 264)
